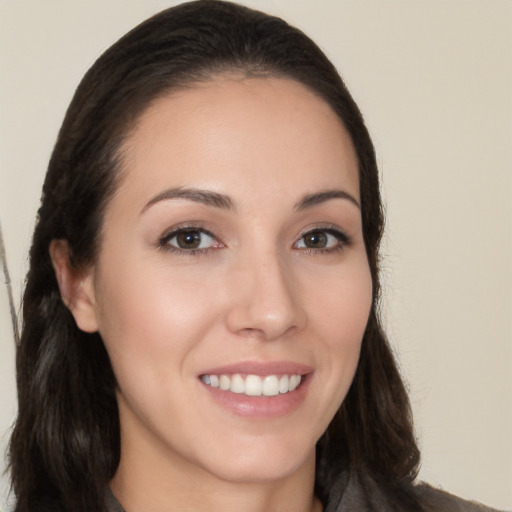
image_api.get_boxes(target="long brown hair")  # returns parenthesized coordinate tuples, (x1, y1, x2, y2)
(9, 1, 420, 510)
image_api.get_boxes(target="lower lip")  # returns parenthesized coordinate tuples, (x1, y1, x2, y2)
(201, 376, 311, 419)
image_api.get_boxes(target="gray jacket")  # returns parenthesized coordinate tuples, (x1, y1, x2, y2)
(325, 472, 502, 511)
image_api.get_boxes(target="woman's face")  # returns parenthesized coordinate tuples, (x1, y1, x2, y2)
(81, 77, 372, 484)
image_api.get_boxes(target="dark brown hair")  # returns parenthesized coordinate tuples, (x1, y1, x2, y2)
(9, 1, 420, 510)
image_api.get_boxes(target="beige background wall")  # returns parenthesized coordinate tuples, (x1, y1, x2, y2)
(1, 1, 510, 510)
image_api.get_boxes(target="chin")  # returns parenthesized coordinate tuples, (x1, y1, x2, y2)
(196, 436, 316, 485)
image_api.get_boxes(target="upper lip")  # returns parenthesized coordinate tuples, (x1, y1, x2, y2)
(199, 361, 314, 377)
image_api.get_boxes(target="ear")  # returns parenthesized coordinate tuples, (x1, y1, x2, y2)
(49, 239, 99, 333)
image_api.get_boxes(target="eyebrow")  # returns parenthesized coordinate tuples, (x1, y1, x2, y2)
(141, 186, 360, 215)
(141, 187, 234, 214)
(294, 189, 360, 210)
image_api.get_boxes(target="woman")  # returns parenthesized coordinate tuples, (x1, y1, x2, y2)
(7, 1, 502, 511)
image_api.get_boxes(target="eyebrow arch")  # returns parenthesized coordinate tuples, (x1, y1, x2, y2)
(294, 189, 360, 210)
(141, 187, 234, 214)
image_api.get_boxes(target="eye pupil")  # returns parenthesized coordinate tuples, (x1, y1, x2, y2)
(304, 232, 327, 248)
(177, 231, 201, 249)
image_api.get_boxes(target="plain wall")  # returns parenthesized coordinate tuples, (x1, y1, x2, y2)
(0, 1, 510, 510)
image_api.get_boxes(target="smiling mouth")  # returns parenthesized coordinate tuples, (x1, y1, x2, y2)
(200, 373, 302, 397)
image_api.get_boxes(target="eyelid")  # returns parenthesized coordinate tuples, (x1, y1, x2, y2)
(294, 225, 351, 252)
(155, 223, 350, 255)
(157, 224, 224, 254)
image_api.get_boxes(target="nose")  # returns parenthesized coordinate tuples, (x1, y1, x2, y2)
(224, 250, 305, 341)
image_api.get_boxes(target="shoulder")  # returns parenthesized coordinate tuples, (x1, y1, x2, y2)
(414, 482, 505, 512)
(325, 471, 504, 512)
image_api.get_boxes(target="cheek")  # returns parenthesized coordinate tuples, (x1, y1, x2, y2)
(313, 260, 373, 345)
(310, 260, 372, 404)
(93, 263, 223, 391)
(96, 258, 218, 336)
(92, 266, 227, 443)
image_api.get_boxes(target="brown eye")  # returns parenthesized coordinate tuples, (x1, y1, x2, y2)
(302, 232, 328, 248)
(161, 228, 219, 252)
(294, 228, 349, 252)
(176, 230, 202, 249)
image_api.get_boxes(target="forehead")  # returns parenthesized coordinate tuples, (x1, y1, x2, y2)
(113, 76, 359, 211)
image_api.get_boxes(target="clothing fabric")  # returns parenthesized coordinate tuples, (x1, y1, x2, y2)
(324, 472, 501, 512)
(105, 472, 503, 512)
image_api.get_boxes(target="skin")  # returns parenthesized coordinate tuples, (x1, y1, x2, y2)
(52, 76, 372, 512)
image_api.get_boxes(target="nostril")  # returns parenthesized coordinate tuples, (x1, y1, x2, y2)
(237, 327, 267, 338)
(236, 324, 298, 342)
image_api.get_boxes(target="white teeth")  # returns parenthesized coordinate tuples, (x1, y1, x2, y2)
(279, 375, 289, 393)
(231, 374, 245, 394)
(289, 374, 301, 391)
(202, 373, 303, 396)
(219, 375, 230, 390)
(262, 375, 279, 396)
(245, 374, 263, 396)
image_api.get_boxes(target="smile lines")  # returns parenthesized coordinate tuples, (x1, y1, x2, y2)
(201, 373, 302, 397)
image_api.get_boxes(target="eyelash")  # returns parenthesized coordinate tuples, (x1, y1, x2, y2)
(157, 225, 221, 256)
(156, 225, 351, 255)
(294, 226, 351, 254)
